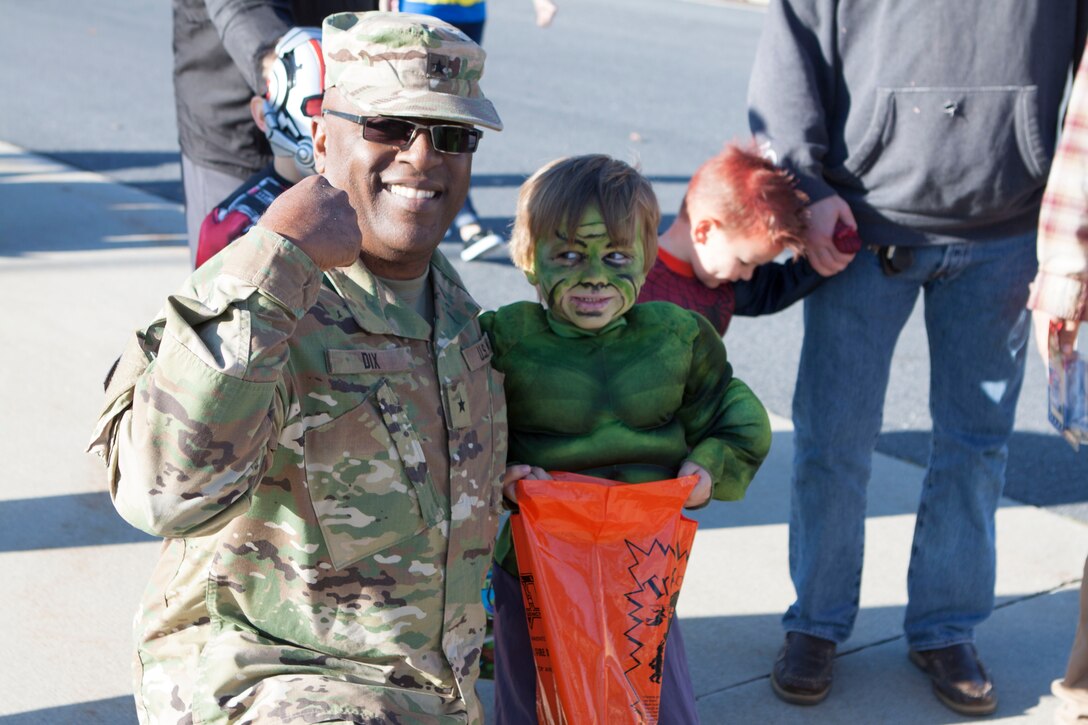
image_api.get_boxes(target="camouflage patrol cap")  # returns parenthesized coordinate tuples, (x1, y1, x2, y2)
(323, 11, 502, 131)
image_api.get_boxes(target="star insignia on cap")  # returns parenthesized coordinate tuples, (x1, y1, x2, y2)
(426, 53, 460, 80)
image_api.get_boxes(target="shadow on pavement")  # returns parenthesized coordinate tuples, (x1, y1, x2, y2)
(0, 696, 137, 725)
(0, 491, 155, 552)
(0, 150, 186, 257)
(37, 150, 185, 205)
(17, 148, 693, 210)
(681, 587, 1078, 723)
(45, 151, 178, 175)
(6, 590, 1074, 725)
(877, 430, 1088, 508)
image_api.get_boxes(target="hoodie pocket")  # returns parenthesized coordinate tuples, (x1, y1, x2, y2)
(834, 86, 1049, 221)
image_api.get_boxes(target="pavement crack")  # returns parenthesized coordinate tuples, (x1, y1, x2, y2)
(695, 634, 907, 700)
(993, 578, 1082, 610)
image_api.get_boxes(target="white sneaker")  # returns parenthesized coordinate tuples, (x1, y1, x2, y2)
(460, 231, 505, 261)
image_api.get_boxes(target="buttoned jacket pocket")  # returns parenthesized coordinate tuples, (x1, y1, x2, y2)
(303, 379, 442, 570)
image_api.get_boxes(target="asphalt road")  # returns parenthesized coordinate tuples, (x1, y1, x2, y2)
(1, 0, 1083, 518)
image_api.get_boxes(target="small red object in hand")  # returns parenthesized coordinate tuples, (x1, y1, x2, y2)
(832, 220, 862, 254)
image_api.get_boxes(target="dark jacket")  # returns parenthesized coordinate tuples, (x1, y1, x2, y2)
(173, 0, 376, 178)
(748, 0, 1088, 246)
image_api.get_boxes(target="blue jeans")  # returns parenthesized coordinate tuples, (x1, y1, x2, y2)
(785, 233, 1037, 650)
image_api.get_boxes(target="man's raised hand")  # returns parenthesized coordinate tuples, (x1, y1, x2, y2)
(259, 175, 361, 271)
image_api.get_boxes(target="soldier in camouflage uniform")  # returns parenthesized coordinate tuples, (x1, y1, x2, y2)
(88, 12, 506, 724)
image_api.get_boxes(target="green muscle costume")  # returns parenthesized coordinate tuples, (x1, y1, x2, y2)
(482, 300, 772, 574)
(88, 229, 506, 724)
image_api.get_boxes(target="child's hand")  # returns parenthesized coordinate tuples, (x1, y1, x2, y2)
(678, 460, 712, 509)
(501, 465, 551, 505)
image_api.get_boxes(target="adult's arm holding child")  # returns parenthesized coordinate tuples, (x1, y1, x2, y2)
(733, 256, 826, 317)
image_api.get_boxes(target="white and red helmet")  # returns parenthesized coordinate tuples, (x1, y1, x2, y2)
(264, 27, 324, 177)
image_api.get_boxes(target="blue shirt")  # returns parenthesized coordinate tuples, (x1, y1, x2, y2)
(400, 0, 486, 24)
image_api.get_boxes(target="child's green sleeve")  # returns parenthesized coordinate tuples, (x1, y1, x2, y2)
(677, 315, 772, 501)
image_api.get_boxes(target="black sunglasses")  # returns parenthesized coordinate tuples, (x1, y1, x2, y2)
(322, 110, 481, 154)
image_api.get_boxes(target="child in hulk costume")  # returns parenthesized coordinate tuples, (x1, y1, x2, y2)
(482, 155, 772, 723)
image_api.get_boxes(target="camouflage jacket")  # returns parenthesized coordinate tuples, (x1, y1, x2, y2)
(88, 228, 507, 724)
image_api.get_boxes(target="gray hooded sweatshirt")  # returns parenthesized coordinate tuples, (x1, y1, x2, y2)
(748, 1, 1087, 246)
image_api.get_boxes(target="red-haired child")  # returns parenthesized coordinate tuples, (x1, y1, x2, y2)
(638, 143, 855, 333)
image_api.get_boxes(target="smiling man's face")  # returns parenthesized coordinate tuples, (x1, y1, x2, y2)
(314, 89, 472, 278)
(530, 206, 646, 331)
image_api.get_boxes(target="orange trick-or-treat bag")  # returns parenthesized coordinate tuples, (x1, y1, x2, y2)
(509, 473, 699, 724)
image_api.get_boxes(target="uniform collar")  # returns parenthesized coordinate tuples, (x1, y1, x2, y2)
(325, 250, 480, 345)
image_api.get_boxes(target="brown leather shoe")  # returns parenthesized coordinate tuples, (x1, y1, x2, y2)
(770, 632, 836, 705)
(909, 643, 997, 716)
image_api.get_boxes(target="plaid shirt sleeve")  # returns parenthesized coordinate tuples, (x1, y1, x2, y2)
(1030, 56, 1088, 322)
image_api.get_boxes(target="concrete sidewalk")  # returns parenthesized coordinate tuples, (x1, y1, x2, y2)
(1, 141, 1084, 724)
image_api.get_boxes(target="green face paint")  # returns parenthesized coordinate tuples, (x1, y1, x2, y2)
(531, 207, 646, 331)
